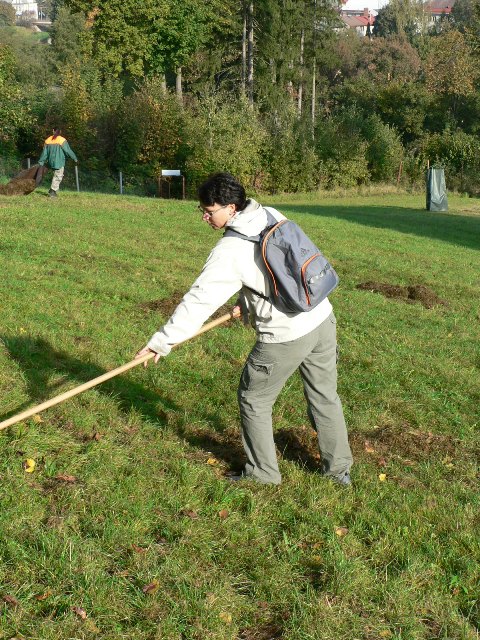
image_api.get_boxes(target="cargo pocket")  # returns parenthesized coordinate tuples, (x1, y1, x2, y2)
(240, 358, 274, 393)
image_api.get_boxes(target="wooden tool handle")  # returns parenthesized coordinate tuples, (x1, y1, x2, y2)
(0, 310, 239, 431)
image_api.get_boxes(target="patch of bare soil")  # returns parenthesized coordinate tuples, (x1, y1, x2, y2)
(356, 282, 447, 309)
(238, 623, 284, 640)
(274, 421, 461, 470)
(0, 178, 36, 196)
(350, 422, 458, 466)
(138, 291, 234, 319)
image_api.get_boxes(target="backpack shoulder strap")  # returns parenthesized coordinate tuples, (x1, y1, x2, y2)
(223, 207, 286, 241)
(223, 227, 259, 242)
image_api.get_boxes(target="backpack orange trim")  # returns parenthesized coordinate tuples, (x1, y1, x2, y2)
(261, 219, 288, 298)
(301, 253, 321, 306)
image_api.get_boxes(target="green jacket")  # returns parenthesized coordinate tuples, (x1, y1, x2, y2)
(38, 135, 77, 170)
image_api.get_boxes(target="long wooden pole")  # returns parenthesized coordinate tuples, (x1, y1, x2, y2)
(0, 311, 239, 432)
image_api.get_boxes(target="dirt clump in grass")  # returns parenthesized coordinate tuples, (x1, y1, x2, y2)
(356, 282, 447, 309)
(139, 291, 234, 319)
(351, 422, 458, 464)
(238, 622, 284, 640)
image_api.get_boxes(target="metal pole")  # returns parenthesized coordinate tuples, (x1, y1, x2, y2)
(119, 171, 123, 195)
(74, 164, 80, 192)
(27, 158, 31, 169)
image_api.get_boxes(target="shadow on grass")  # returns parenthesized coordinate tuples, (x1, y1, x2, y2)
(277, 203, 480, 251)
(1, 334, 249, 470)
(1, 335, 334, 475)
(0, 335, 178, 427)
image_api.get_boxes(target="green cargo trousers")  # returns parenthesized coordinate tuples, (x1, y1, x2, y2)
(238, 312, 352, 484)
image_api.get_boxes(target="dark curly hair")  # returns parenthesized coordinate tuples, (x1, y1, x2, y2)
(198, 172, 247, 211)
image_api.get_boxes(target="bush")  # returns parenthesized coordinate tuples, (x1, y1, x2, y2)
(315, 109, 370, 188)
(114, 79, 186, 179)
(366, 115, 404, 182)
(183, 96, 267, 194)
(418, 128, 480, 193)
(0, 44, 31, 154)
(262, 113, 320, 194)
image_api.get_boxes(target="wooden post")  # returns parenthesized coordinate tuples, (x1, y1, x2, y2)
(119, 171, 123, 195)
(396, 161, 403, 187)
(182, 175, 186, 200)
(27, 158, 31, 169)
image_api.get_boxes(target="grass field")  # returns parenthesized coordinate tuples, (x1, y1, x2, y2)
(0, 188, 479, 640)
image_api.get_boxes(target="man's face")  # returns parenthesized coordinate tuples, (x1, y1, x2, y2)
(198, 202, 236, 230)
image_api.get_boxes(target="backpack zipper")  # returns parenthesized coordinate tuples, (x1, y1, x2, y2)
(301, 253, 321, 306)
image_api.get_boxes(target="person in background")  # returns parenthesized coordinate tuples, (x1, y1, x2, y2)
(135, 172, 353, 487)
(38, 128, 77, 198)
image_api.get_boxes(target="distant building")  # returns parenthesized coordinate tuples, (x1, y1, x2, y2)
(7, 0, 39, 20)
(339, 7, 376, 36)
(338, 0, 456, 35)
(423, 0, 456, 27)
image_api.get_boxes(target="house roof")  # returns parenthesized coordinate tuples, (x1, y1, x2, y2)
(424, 0, 456, 13)
(341, 14, 374, 27)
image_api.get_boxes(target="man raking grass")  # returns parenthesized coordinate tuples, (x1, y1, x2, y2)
(135, 173, 353, 486)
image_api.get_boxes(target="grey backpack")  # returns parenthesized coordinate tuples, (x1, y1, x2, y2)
(224, 208, 339, 314)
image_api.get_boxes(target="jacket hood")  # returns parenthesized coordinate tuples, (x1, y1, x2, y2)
(226, 198, 284, 237)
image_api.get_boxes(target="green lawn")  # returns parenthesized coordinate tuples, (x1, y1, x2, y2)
(0, 188, 479, 640)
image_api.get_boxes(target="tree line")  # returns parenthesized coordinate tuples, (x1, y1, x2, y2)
(1, 0, 480, 195)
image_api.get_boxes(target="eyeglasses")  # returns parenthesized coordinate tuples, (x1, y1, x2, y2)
(197, 204, 230, 217)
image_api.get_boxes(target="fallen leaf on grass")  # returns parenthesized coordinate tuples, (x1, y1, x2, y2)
(92, 432, 102, 441)
(142, 581, 159, 595)
(2, 594, 19, 607)
(218, 509, 229, 520)
(378, 457, 387, 467)
(207, 457, 219, 465)
(335, 527, 349, 537)
(114, 570, 130, 578)
(379, 631, 393, 638)
(364, 441, 375, 454)
(132, 544, 147, 553)
(55, 474, 77, 483)
(443, 456, 455, 469)
(219, 612, 232, 624)
(34, 590, 52, 601)
(23, 458, 35, 473)
(72, 606, 87, 619)
(181, 509, 199, 519)
(32, 414, 44, 424)
(379, 473, 387, 482)
(84, 619, 101, 633)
